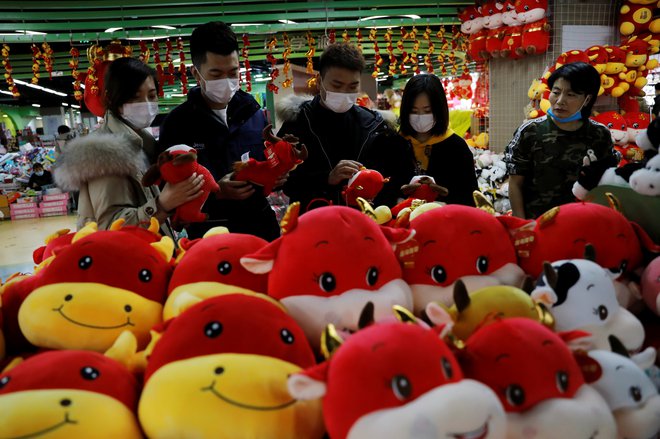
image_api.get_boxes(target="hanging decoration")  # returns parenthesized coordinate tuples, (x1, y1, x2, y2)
(153, 40, 164, 96)
(177, 37, 188, 94)
(138, 40, 150, 64)
(342, 29, 351, 43)
(266, 35, 279, 93)
(41, 42, 54, 80)
(69, 45, 82, 101)
(165, 39, 175, 85)
(85, 40, 132, 116)
(384, 28, 397, 76)
(369, 28, 383, 78)
(399, 26, 409, 75)
(410, 26, 421, 75)
(2, 43, 19, 97)
(423, 26, 435, 74)
(281, 32, 292, 89)
(31, 43, 42, 84)
(305, 31, 316, 89)
(241, 34, 251, 92)
(328, 29, 336, 44)
(355, 28, 363, 53)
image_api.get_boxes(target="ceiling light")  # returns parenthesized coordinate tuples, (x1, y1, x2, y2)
(151, 25, 176, 30)
(15, 79, 67, 97)
(358, 14, 420, 21)
(15, 30, 48, 35)
(2, 115, 8, 117)
(404, 15, 421, 19)
(0, 90, 12, 96)
(231, 23, 264, 27)
(71, 104, 81, 109)
(36, 117, 42, 120)
(32, 104, 41, 108)
(358, 15, 387, 21)
(278, 20, 297, 24)
(105, 27, 123, 33)
(62, 103, 68, 106)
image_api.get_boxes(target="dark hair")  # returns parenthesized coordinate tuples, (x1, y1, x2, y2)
(655, 83, 660, 91)
(190, 21, 238, 67)
(319, 42, 365, 77)
(104, 57, 158, 116)
(33, 163, 43, 170)
(548, 62, 600, 118)
(399, 74, 450, 136)
(57, 125, 70, 134)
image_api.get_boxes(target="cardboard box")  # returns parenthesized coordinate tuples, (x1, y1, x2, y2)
(11, 211, 39, 220)
(10, 203, 37, 212)
(41, 192, 69, 202)
(39, 205, 68, 215)
(0, 195, 8, 208)
(39, 200, 68, 209)
(0, 206, 9, 219)
(39, 208, 68, 217)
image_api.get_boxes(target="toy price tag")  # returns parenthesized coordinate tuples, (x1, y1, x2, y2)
(240, 152, 250, 162)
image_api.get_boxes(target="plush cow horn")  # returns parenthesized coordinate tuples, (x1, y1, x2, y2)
(357, 197, 378, 222)
(321, 324, 344, 359)
(72, 222, 98, 243)
(538, 206, 560, 229)
(393, 305, 417, 323)
(358, 301, 375, 329)
(454, 279, 471, 312)
(605, 192, 622, 213)
(473, 191, 495, 215)
(519, 275, 535, 294)
(583, 243, 596, 262)
(148, 217, 160, 235)
(536, 303, 555, 329)
(262, 123, 280, 143)
(608, 335, 630, 358)
(542, 261, 559, 290)
(280, 202, 300, 234)
(44, 228, 71, 245)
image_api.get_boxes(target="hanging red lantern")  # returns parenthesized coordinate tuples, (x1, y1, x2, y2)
(342, 29, 350, 43)
(138, 40, 150, 64)
(423, 26, 435, 73)
(369, 28, 381, 78)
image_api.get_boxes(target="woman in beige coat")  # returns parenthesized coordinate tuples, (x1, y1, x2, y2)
(55, 58, 203, 238)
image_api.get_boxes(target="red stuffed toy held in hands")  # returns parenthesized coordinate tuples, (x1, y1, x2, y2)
(142, 145, 219, 224)
(233, 124, 308, 195)
(342, 167, 389, 207)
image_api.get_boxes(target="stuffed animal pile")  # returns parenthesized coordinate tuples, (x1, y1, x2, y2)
(1, 183, 660, 438)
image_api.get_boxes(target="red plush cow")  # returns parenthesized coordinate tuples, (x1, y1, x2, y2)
(0, 348, 142, 438)
(390, 175, 448, 218)
(5, 222, 173, 354)
(143, 145, 220, 224)
(140, 293, 324, 439)
(460, 318, 617, 438)
(482, 0, 506, 58)
(459, 5, 488, 62)
(163, 227, 269, 319)
(403, 205, 525, 312)
(500, 1, 523, 59)
(241, 203, 414, 349)
(515, 0, 551, 56)
(233, 124, 308, 195)
(342, 167, 389, 207)
(619, 0, 660, 38)
(622, 111, 650, 165)
(591, 111, 628, 147)
(497, 201, 658, 279)
(288, 320, 506, 439)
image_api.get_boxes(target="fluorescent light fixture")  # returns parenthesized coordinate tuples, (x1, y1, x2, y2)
(0, 90, 12, 95)
(231, 23, 264, 27)
(105, 27, 123, 33)
(15, 30, 48, 35)
(2, 114, 8, 117)
(255, 77, 271, 82)
(71, 104, 81, 109)
(170, 93, 185, 97)
(32, 104, 41, 107)
(15, 79, 67, 97)
(127, 35, 168, 41)
(278, 19, 297, 24)
(152, 25, 176, 30)
(36, 117, 42, 120)
(358, 14, 420, 21)
(62, 103, 69, 106)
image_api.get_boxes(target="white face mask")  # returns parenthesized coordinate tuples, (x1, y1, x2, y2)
(409, 114, 435, 133)
(121, 101, 159, 129)
(321, 81, 358, 113)
(199, 72, 240, 105)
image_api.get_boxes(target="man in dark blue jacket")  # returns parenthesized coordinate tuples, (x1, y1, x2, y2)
(159, 21, 280, 240)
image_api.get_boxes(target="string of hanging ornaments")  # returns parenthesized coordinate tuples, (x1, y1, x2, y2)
(2, 43, 19, 97)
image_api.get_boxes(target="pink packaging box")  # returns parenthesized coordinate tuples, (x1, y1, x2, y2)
(41, 193, 69, 202)
(39, 200, 68, 209)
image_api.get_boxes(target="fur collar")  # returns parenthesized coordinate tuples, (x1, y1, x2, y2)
(276, 94, 315, 123)
(53, 133, 149, 191)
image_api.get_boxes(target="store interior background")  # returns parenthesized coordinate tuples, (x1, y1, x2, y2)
(0, 0, 657, 280)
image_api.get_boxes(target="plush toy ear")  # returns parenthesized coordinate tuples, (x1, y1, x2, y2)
(1, 357, 23, 374)
(240, 239, 283, 274)
(142, 164, 162, 187)
(172, 152, 196, 166)
(287, 362, 329, 401)
(630, 347, 657, 370)
(573, 350, 603, 383)
(321, 324, 344, 359)
(170, 291, 204, 316)
(104, 330, 144, 374)
(380, 225, 415, 245)
(32, 246, 46, 264)
(72, 222, 98, 243)
(151, 236, 175, 261)
(559, 329, 594, 352)
(393, 304, 418, 324)
(148, 217, 160, 235)
(531, 263, 559, 306)
(425, 302, 455, 327)
(630, 221, 660, 253)
(203, 226, 230, 238)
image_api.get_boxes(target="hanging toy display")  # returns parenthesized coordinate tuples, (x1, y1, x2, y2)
(165, 38, 175, 86)
(384, 28, 397, 76)
(282, 32, 292, 89)
(41, 42, 53, 80)
(31, 43, 42, 84)
(84, 39, 132, 117)
(2, 43, 19, 97)
(138, 40, 150, 64)
(266, 35, 279, 93)
(177, 37, 188, 94)
(355, 27, 363, 52)
(305, 31, 316, 89)
(69, 45, 82, 101)
(369, 28, 382, 78)
(152, 40, 164, 97)
(241, 34, 251, 92)
(342, 29, 350, 43)
(423, 26, 435, 73)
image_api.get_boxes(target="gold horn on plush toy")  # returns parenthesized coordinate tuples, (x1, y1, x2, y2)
(72, 222, 98, 243)
(393, 305, 418, 324)
(473, 190, 496, 215)
(605, 192, 623, 213)
(321, 324, 344, 359)
(280, 202, 300, 235)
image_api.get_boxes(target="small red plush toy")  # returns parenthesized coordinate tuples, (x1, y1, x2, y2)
(142, 145, 219, 224)
(515, 0, 551, 56)
(233, 124, 308, 195)
(342, 167, 389, 206)
(390, 175, 448, 218)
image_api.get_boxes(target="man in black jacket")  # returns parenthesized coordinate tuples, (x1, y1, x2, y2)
(277, 42, 415, 212)
(159, 22, 280, 240)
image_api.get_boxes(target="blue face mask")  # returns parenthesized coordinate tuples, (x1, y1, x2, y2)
(35, 171, 44, 176)
(547, 107, 583, 123)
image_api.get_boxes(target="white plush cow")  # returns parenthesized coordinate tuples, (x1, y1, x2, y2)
(629, 154, 660, 196)
(587, 339, 660, 439)
(531, 256, 645, 352)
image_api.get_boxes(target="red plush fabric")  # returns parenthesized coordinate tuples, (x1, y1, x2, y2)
(145, 293, 315, 380)
(169, 232, 268, 294)
(0, 350, 139, 410)
(460, 318, 584, 413)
